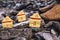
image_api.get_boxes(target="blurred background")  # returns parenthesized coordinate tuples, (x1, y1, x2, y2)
(56, 0, 60, 3)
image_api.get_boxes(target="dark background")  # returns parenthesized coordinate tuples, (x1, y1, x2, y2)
(56, 0, 60, 3)
(0, 0, 60, 3)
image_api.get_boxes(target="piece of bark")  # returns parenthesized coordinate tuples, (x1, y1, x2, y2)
(41, 4, 60, 20)
(39, 1, 56, 12)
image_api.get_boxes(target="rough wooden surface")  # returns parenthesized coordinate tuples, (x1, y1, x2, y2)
(41, 4, 60, 20)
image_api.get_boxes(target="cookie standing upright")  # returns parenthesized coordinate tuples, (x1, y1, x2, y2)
(2, 16, 13, 28)
(29, 13, 41, 28)
(17, 10, 26, 22)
